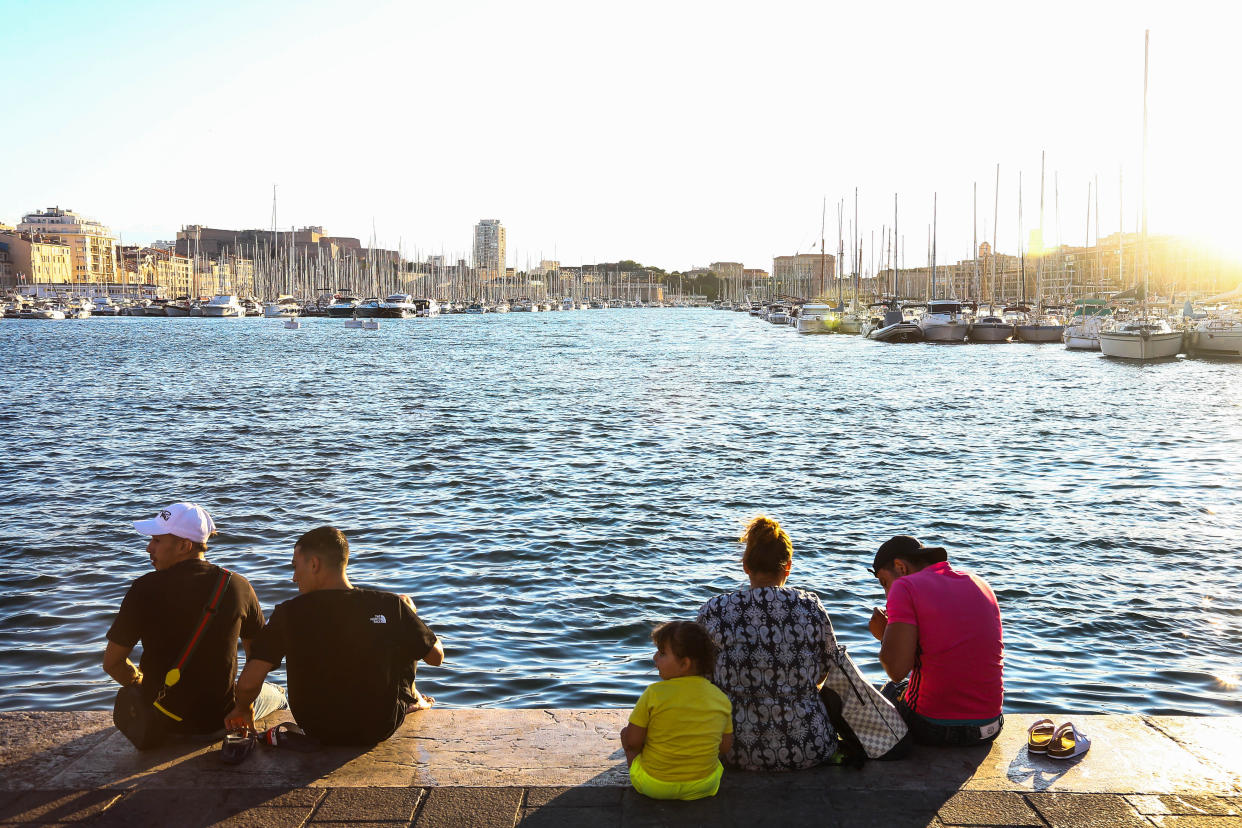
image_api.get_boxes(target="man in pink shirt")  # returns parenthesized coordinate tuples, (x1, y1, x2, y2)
(867, 535, 1004, 746)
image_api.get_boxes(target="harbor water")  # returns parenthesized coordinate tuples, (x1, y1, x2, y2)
(0, 310, 1239, 715)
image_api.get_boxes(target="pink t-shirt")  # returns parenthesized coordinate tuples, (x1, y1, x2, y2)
(885, 561, 1004, 721)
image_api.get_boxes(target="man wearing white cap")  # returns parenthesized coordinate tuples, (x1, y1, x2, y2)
(103, 502, 286, 739)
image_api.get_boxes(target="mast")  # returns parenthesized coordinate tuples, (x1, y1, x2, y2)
(1019, 171, 1026, 305)
(837, 199, 844, 307)
(1037, 149, 1046, 308)
(820, 197, 827, 300)
(973, 182, 979, 302)
(892, 193, 899, 299)
(992, 163, 999, 305)
(1141, 29, 1150, 308)
(853, 187, 860, 309)
(931, 192, 938, 300)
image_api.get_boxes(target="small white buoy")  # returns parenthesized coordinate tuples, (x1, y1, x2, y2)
(362, 319, 380, 330)
(283, 318, 301, 329)
(344, 319, 363, 328)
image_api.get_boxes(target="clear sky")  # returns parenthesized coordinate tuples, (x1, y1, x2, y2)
(2, 0, 1238, 273)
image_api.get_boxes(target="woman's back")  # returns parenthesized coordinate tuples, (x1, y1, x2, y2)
(698, 586, 838, 771)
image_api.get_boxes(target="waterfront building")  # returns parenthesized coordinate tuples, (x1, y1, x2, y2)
(173, 225, 364, 262)
(16, 207, 118, 283)
(0, 230, 74, 288)
(473, 219, 506, 282)
(772, 253, 836, 300)
(118, 246, 194, 297)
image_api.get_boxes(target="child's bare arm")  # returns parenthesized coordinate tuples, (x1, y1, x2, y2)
(620, 723, 647, 765)
(719, 732, 734, 757)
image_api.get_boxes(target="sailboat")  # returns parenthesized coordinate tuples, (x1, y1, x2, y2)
(1099, 32, 1184, 361)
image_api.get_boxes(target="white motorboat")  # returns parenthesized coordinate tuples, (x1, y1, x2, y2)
(377, 294, 418, 318)
(202, 295, 244, 318)
(796, 303, 837, 334)
(143, 300, 170, 317)
(561, 298, 575, 311)
(412, 298, 440, 318)
(326, 295, 360, 318)
(91, 297, 120, 316)
(264, 295, 301, 318)
(918, 300, 969, 343)
(465, 303, 486, 314)
(30, 304, 67, 320)
(1186, 315, 1242, 357)
(1098, 317, 1183, 360)
(493, 301, 510, 314)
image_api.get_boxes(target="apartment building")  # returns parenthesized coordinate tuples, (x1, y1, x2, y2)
(473, 219, 506, 280)
(16, 207, 118, 282)
(118, 246, 195, 296)
(0, 231, 74, 288)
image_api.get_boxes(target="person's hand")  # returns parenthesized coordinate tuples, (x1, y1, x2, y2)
(223, 704, 256, 734)
(869, 607, 888, 641)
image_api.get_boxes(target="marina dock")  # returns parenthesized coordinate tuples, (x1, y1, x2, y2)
(3, 710, 1240, 827)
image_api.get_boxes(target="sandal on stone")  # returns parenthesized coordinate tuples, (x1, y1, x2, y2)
(1047, 722, 1090, 760)
(1026, 718, 1055, 754)
(259, 722, 321, 752)
(220, 728, 256, 764)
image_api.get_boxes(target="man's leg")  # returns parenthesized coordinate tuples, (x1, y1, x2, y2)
(251, 682, 288, 722)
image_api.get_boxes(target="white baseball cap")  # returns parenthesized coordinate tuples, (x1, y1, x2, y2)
(133, 502, 217, 544)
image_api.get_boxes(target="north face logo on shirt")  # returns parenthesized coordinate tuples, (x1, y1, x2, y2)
(369, 614, 386, 624)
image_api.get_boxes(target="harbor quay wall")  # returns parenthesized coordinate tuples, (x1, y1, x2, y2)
(2, 710, 1241, 827)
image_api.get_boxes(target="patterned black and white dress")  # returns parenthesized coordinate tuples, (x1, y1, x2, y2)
(697, 586, 838, 771)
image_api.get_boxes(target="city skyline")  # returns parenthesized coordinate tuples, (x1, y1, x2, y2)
(2, 1, 1239, 272)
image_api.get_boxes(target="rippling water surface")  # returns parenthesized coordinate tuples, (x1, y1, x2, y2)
(1, 311, 1240, 715)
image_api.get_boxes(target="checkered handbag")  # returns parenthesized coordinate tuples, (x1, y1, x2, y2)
(819, 644, 909, 760)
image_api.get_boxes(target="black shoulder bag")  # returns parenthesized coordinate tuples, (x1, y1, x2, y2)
(113, 568, 232, 750)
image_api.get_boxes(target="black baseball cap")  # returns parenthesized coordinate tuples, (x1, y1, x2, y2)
(869, 535, 948, 574)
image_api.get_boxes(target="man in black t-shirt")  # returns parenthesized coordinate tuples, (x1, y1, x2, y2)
(226, 526, 444, 746)
(104, 502, 287, 736)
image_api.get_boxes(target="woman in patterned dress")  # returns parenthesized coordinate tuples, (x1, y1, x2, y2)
(696, 515, 838, 771)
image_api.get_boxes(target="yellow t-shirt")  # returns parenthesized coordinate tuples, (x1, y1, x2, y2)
(629, 675, 733, 782)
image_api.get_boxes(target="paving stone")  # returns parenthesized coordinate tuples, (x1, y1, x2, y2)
(525, 787, 625, 808)
(827, 791, 945, 828)
(620, 788, 733, 828)
(312, 788, 423, 822)
(1128, 795, 1242, 816)
(0, 790, 123, 823)
(1145, 819, 1242, 828)
(215, 806, 320, 828)
(937, 791, 1043, 826)
(89, 789, 236, 828)
(519, 805, 621, 827)
(1025, 792, 1150, 827)
(413, 787, 522, 828)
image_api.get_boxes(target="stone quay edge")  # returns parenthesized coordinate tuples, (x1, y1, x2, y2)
(2, 710, 1240, 827)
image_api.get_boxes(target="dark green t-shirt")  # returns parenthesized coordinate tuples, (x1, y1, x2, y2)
(107, 559, 264, 733)
(251, 587, 438, 745)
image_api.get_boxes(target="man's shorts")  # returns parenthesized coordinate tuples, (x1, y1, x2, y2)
(629, 754, 723, 801)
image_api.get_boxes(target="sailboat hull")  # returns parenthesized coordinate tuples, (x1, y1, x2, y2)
(1015, 325, 1065, 343)
(1098, 331, 1183, 359)
(1187, 329, 1242, 357)
(968, 323, 1013, 343)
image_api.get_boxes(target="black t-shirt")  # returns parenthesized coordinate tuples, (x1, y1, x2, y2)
(250, 587, 438, 746)
(107, 559, 264, 734)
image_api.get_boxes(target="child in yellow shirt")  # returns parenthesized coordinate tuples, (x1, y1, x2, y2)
(619, 621, 733, 800)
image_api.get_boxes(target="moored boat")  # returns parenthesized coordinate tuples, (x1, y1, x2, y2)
(1098, 317, 1183, 360)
